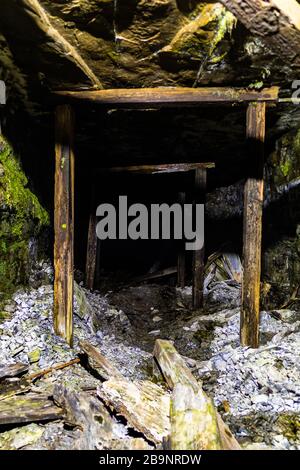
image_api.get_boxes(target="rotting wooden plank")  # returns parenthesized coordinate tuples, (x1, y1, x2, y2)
(85, 185, 98, 291)
(0, 394, 63, 425)
(169, 382, 221, 450)
(55, 87, 279, 108)
(97, 378, 170, 445)
(153, 339, 241, 450)
(192, 168, 206, 309)
(241, 102, 266, 348)
(177, 192, 186, 288)
(0, 363, 28, 380)
(80, 341, 123, 381)
(100, 163, 215, 175)
(0, 378, 31, 402)
(54, 104, 75, 346)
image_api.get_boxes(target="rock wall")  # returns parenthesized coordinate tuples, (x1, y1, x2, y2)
(0, 135, 49, 300)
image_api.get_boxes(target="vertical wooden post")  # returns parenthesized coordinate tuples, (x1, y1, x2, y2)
(54, 105, 75, 346)
(85, 183, 98, 290)
(192, 169, 206, 309)
(241, 102, 266, 348)
(177, 192, 186, 288)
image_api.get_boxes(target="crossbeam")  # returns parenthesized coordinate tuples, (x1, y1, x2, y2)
(100, 163, 215, 175)
(55, 87, 279, 108)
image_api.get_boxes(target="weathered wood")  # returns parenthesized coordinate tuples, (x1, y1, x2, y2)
(54, 104, 75, 345)
(170, 383, 221, 450)
(97, 378, 170, 445)
(85, 186, 98, 290)
(153, 339, 241, 450)
(177, 192, 186, 288)
(101, 163, 215, 174)
(192, 168, 206, 309)
(80, 341, 123, 381)
(55, 87, 279, 107)
(0, 363, 28, 380)
(219, 1, 300, 68)
(0, 378, 31, 402)
(0, 394, 63, 425)
(241, 102, 266, 348)
(28, 358, 80, 381)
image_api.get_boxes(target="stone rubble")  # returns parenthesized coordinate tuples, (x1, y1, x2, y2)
(0, 271, 300, 449)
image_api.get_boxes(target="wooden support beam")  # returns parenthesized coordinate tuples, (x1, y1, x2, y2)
(54, 104, 75, 346)
(100, 162, 215, 175)
(219, 1, 300, 68)
(177, 192, 186, 288)
(192, 169, 206, 309)
(241, 102, 266, 348)
(85, 184, 98, 290)
(55, 87, 279, 108)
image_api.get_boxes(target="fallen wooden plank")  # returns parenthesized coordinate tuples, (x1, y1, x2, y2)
(0, 394, 63, 425)
(97, 378, 170, 445)
(0, 363, 28, 380)
(153, 339, 240, 450)
(169, 383, 221, 450)
(80, 341, 123, 381)
(101, 163, 215, 175)
(55, 87, 279, 107)
(0, 378, 31, 402)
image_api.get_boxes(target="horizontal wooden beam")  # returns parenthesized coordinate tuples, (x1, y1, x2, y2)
(100, 163, 215, 175)
(55, 87, 279, 108)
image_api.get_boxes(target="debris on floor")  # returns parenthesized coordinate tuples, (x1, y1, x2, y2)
(0, 265, 300, 449)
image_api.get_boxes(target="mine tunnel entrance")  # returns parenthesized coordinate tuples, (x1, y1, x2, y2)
(52, 86, 279, 349)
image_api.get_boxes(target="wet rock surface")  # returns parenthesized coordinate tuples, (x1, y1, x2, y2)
(0, 266, 299, 449)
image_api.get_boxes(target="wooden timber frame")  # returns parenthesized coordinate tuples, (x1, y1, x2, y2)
(54, 86, 279, 347)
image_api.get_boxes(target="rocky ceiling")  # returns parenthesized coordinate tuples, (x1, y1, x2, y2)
(1, 0, 300, 178)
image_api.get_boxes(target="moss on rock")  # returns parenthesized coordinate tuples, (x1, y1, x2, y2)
(0, 135, 49, 296)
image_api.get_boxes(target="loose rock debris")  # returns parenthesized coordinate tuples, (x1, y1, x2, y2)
(0, 274, 299, 449)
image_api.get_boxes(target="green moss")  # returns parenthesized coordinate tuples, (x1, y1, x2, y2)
(0, 135, 49, 297)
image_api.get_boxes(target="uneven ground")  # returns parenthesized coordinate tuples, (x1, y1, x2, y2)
(0, 263, 299, 450)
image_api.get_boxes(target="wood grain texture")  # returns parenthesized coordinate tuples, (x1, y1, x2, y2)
(98, 378, 170, 445)
(153, 340, 241, 450)
(241, 102, 266, 348)
(192, 168, 206, 309)
(54, 104, 75, 345)
(101, 162, 215, 174)
(219, 1, 300, 67)
(85, 186, 98, 291)
(177, 192, 186, 288)
(169, 382, 221, 450)
(55, 87, 279, 107)
(0, 394, 63, 425)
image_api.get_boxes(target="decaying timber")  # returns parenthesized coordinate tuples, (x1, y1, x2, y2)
(219, 0, 300, 68)
(153, 339, 241, 450)
(101, 163, 215, 175)
(192, 168, 206, 309)
(54, 104, 75, 346)
(98, 378, 170, 445)
(0, 394, 63, 425)
(169, 383, 221, 450)
(80, 341, 123, 381)
(241, 102, 266, 348)
(177, 192, 186, 288)
(0, 363, 28, 380)
(0, 378, 31, 402)
(55, 87, 279, 107)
